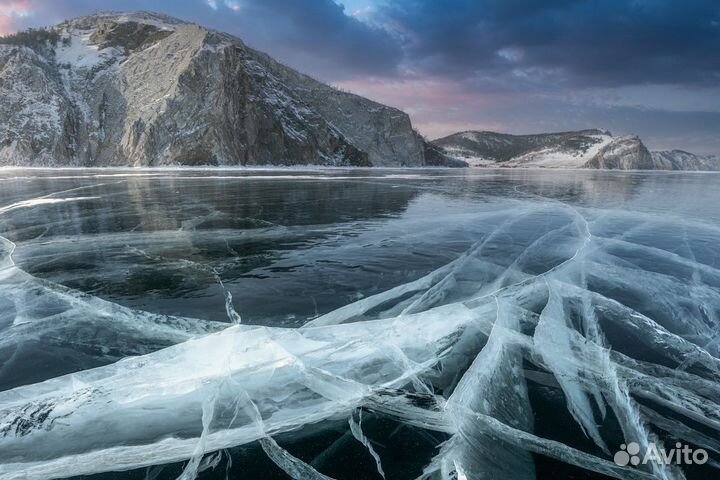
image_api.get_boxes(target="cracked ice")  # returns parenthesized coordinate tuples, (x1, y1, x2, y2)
(0, 169, 719, 480)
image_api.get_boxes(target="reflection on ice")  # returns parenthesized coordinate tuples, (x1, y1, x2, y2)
(0, 170, 719, 480)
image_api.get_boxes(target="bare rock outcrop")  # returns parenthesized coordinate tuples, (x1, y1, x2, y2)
(582, 135, 657, 169)
(0, 12, 461, 167)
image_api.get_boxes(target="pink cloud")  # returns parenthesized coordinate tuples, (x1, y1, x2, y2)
(0, 16, 11, 35)
(333, 77, 511, 138)
(0, 0, 33, 35)
(334, 77, 480, 109)
(0, 0, 32, 14)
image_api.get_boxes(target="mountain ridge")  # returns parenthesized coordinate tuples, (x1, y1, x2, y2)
(1, 12, 715, 170)
(650, 149, 720, 171)
(0, 12, 463, 168)
(433, 129, 720, 170)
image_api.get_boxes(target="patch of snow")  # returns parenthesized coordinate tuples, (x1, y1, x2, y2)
(442, 145, 497, 167)
(55, 32, 99, 68)
(112, 13, 183, 31)
(55, 29, 123, 69)
(508, 134, 614, 168)
(66, 12, 185, 32)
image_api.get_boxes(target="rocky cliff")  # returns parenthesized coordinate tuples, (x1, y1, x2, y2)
(433, 129, 716, 170)
(0, 12, 462, 167)
(583, 135, 656, 169)
(651, 150, 720, 171)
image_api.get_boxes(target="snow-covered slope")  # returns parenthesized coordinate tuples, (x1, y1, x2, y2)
(433, 129, 712, 170)
(0, 12, 462, 167)
(651, 150, 720, 171)
(512, 132, 615, 168)
(433, 129, 615, 168)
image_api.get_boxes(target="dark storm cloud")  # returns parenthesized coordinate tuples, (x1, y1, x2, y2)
(206, 0, 403, 77)
(10, 0, 402, 78)
(7, 0, 720, 153)
(375, 0, 720, 87)
(14, 0, 719, 86)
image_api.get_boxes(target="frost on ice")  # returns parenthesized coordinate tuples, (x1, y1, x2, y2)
(1, 192, 720, 479)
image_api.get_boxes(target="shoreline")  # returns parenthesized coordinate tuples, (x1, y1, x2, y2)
(1, 165, 719, 173)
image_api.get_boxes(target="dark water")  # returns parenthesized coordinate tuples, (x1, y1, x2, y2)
(1, 168, 719, 480)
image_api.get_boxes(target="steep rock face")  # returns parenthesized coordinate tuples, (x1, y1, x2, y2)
(0, 12, 458, 167)
(651, 150, 720, 171)
(253, 51, 428, 167)
(0, 44, 79, 165)
(583, 136, 659, 170)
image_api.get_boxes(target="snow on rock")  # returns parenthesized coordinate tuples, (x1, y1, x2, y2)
(511, 133, 614, 168)
(0, 12, 457, 167)
(433, 129, 714, 170)
(433, 129, 615, 169)
(54, 30, 119, 69)
(583, 135, 658, 170)
(651, 150, 720, 171)
(0, 45, 70, 166)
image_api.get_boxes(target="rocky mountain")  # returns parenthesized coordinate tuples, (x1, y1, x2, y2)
(0, 12, 464, 167)
(433, 129, 610, 167)
(651, 150, 720, 171)
(583, 135, 656, 169)
(434, 129, 717, 170)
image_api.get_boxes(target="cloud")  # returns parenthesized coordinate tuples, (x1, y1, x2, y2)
(4, 0, 719, 153)
(0, 0, 33, 35)
(224, 0, 402, 78)
(337, 0, 720, 153)
(334, 74, 720, 154)
(15, 0, 718, 88)
(372, 0, 720, 88)
(8, 0, 401, 78)
(0, 17, 10, 35)
(0, 0, 32, 16)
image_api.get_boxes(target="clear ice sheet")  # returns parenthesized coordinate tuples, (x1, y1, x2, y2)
(0, 169, 719, 479)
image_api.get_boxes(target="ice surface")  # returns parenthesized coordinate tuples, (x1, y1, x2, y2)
(0, 169, 719, 479)
(349, 410, 386, 479)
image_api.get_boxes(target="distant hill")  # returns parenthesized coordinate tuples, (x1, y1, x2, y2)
(650, 150, 720, 171)
(433, 129, 719, 170)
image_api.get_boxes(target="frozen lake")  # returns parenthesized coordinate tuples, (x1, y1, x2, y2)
(1, 168, 719, 480)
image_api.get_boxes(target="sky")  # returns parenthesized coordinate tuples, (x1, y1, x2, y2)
(1, 0, 719, 154)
